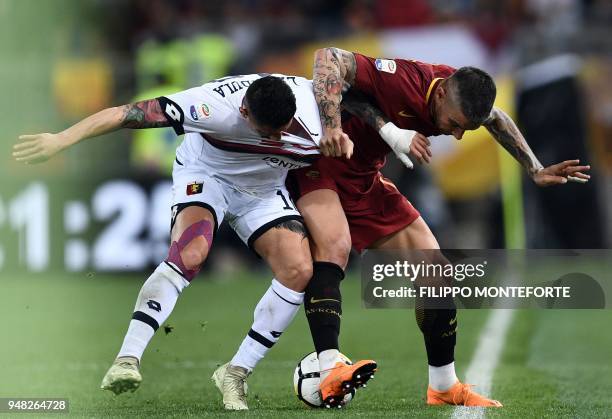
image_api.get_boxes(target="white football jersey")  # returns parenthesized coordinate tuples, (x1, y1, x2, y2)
(159, 74, 322, 191)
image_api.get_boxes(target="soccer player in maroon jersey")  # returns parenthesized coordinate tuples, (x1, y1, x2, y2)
(290, 48, 591, 407)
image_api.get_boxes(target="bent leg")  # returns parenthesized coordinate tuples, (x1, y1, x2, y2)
(297, 189, 351, 268)
(370, 217, 458, 390)
(297, 189, 350, 374)
(102, 205, 217, 394)
(370, 216, 440, 250)
(255, 218, 313, 291)
(166, 205, 215, 280)
(230, 220, 310, 372)
(118, 205, 216, 361)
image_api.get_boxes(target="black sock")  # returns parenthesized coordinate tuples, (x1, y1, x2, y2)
(304, 262, 344, 353)
(415, 306, 457, 366)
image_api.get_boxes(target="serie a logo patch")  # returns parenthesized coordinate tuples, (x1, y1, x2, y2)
(375, 58, 397, 74)
(189, 103, 211, 120)
(186, 182, 203, 195)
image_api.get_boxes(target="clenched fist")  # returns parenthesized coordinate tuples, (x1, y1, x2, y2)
(319, 128, 354, 159)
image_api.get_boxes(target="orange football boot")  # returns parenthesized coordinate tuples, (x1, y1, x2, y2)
(427, 382, 502, 407)
(320, 360, 377, 408)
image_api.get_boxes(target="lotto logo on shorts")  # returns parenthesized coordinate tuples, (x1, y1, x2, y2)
(186, 182, 203, 195)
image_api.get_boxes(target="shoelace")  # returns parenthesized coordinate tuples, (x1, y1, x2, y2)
(116, 360, 138, 370)
(454, 383, 475, 405)
(225, 369, 248, 397)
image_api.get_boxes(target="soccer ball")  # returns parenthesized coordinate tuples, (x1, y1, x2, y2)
(293, 351, 355, 408)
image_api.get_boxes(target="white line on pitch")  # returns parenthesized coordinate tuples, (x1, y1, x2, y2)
(451, 309, 515, 419)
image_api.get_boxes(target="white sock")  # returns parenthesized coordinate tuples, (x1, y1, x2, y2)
(117, 321, 154, 361)
(318, 349, 340, 381)
(428, 362, 458, 391)
(118, 262, 189, 360)
(231, 279, 304, 371)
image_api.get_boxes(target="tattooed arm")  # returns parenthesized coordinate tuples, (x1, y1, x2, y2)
(313, 47, 356, 131)
(13, 99, 169, 164)
(118, 100, 170, 129)
(313, 47, 357, 158)
(341, 89, 432, 167)
(484, 107, 590, 185)
(484, 107, 543, 177)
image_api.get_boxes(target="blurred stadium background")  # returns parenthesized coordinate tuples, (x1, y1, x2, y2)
(1, 0, 611, 274)
(0, 1, 611, 417)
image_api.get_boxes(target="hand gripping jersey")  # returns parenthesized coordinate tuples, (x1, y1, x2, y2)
(289, 54, 456, 252)
(158, 74, 322, 192)
(344, 54, 457, 173)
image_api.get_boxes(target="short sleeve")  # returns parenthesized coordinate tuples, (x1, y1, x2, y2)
(158, 84, 226, 136)
(353, 53, 386, 97)
(352, 53, 426, 119)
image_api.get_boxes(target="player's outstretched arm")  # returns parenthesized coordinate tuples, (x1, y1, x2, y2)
(483, 107, 590, 186)
(313, 47, 356, 158)
(342, 90, 432, 168)
(13, 99, 169, 164)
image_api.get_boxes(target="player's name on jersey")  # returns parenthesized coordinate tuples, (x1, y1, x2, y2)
(211, 75, 301, 98)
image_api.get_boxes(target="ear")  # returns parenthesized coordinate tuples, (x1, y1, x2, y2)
(436, 81, 447, 100)
(239, 106, 248, 118)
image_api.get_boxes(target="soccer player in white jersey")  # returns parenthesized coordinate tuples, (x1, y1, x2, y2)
(14, 74, 376, 410)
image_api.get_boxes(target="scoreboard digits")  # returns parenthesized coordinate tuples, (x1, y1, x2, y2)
(0, 179, 172, 272)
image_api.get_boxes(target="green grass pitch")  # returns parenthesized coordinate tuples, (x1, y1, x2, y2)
(1, 272, 611, 418)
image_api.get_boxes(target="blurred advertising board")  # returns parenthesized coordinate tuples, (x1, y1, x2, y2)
(0, 177, 171, 273)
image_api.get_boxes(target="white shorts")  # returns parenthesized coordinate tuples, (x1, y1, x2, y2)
(171, 159, 302, 251)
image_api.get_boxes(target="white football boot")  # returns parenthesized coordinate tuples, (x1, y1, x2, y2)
(212, 362, 250, 410)
(100, 356, 142, 395)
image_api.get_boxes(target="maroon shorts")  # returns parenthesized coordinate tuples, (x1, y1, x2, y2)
(289, 156, 420, 253)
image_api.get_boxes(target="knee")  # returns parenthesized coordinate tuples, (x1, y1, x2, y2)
(313, 234, 351, 269)
(277, 260, 313, 292)
(179, 243, 208, 271)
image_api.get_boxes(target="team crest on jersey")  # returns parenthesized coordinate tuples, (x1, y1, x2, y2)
(189, 103, 211, 120)
(375, 58, 396, 74)
(186, 182, 203, 195)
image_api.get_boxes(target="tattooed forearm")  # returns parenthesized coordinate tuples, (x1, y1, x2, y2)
(341, 50, 357, 86)
(484, 108, 543, 177)
(342, 90, 389, 131)
(120, 99, 170, 129)
(313, 47, 357, 131)
(313, 49, 342, 129)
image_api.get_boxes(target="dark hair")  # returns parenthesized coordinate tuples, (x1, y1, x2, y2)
(448, 67, 496, 126)
(245, 76, 296, 128)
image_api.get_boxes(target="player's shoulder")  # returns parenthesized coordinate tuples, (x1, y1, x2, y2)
(401, 59, 456, 79)
(391, 58, 456, 95)
(355, 52, 455, 79)
(203, 73, 311, 97)
(268, 74, 312, 90)
(268, 74, 315, 103)
(200, 74, 258, 99)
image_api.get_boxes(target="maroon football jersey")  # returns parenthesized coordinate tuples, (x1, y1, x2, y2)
(341, 53, 456, 171)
